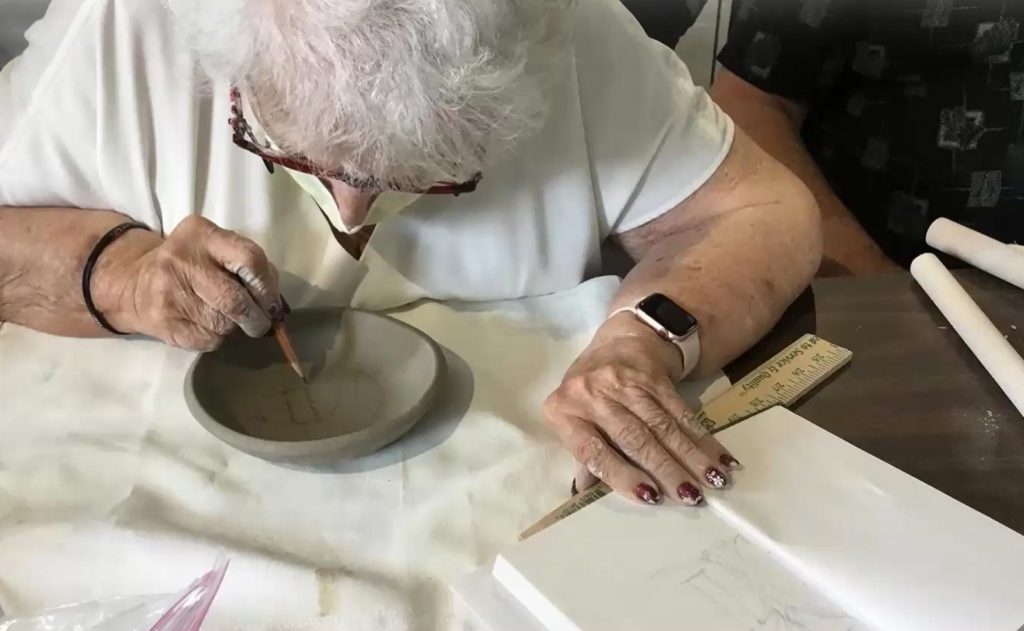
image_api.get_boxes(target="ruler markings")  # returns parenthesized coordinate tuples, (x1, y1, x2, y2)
(700, 334, 852, 432)
(519, 334, 854, 540)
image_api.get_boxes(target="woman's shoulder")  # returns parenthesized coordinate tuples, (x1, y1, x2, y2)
(0, 0, 200, 211)
(0, 0, 177, 144)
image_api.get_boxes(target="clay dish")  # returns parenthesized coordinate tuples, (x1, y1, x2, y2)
(184, 308, 445, 466)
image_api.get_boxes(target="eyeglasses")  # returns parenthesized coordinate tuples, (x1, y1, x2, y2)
(229, 88, 481, 196)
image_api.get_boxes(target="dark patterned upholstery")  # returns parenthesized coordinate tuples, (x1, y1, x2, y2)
(719, 0, 1024, 266)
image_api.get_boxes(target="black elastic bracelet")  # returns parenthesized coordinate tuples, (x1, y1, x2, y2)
(82, 222, 150, 335)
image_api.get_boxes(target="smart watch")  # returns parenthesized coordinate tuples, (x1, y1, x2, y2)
(612, 293, 701, 379)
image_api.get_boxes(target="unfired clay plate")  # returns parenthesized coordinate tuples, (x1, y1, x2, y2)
(184, 308, 445, 466)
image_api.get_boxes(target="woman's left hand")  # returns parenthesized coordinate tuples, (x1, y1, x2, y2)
(543, 313, 739, 506)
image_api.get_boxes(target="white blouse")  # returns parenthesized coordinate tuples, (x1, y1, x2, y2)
(0, 0, 733, 311)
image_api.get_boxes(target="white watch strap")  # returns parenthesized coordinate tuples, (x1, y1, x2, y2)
(677, 327, 701, 380)
(610, 307, 700, 380)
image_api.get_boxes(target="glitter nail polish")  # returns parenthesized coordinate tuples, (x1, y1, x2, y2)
(677, 482, 704, 506)
(636, 483, 661, 505)
(720, 454, 740, 468)
(705, 467, 728, 488)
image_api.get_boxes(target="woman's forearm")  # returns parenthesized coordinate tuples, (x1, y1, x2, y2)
(1, 207, 282, 350)
(0, 207, 161, 336)
(613, 130, 822, 376)
(711, 69, 896, 276)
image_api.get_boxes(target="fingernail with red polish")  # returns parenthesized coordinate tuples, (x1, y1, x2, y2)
(636, 483, 661, 505)
(720, 454, 740, 468)
(677, 482, 704, 506)
(705, 467, 728, 488)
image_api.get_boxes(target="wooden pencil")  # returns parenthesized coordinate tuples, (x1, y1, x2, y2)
(273, 322, 308, 383)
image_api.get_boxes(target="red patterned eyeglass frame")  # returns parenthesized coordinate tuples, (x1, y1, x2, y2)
(228, 88, 481, 195)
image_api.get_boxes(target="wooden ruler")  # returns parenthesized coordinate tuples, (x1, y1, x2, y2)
(520, 334, 852, 540)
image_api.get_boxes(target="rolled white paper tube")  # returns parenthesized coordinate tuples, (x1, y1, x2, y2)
(911, 253, 1024, 417)
(926, 217, 1024, 290)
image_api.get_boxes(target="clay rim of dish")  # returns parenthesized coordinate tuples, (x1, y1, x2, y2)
(182, 312, 447, 457)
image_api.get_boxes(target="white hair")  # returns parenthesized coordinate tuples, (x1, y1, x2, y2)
(167, 0, 576, 189)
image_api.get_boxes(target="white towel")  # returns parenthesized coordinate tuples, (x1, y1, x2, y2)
(0, 276, 725, 631)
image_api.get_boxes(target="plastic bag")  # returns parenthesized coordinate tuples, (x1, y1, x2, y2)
(0, 557, 228, 631)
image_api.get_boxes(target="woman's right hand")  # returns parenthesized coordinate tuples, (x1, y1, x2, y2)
(97, 215, 283, 351)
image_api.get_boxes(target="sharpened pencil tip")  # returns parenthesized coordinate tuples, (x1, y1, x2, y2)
(289, 362, 308, 384)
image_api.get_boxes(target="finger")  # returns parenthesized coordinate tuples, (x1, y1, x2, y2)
(204, 228, 282, 318)
(559, 418, 663, 505)
(171, 290, 236, 338)
(200, 304, 237, 337)
(625, 386, 727, 492)
(166, 319, 227, 352)
(591, 399, 704, 505)
(192, 267, 272, 337)
(574, 464, 601, 494)
(653, 381, 741, 471)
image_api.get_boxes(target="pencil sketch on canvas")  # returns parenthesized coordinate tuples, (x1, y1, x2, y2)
(644, 535, 870, 631)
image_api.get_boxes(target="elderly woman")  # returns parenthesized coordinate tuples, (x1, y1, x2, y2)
(0, 0, 820, 506)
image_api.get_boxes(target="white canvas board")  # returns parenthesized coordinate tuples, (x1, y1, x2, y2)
(491, 408, 1024, 631)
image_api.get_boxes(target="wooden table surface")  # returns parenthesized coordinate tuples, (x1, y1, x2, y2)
(726, 269, 1024, 536)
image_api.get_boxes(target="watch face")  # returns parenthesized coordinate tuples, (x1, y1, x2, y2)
(637, 294, 698, 337)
